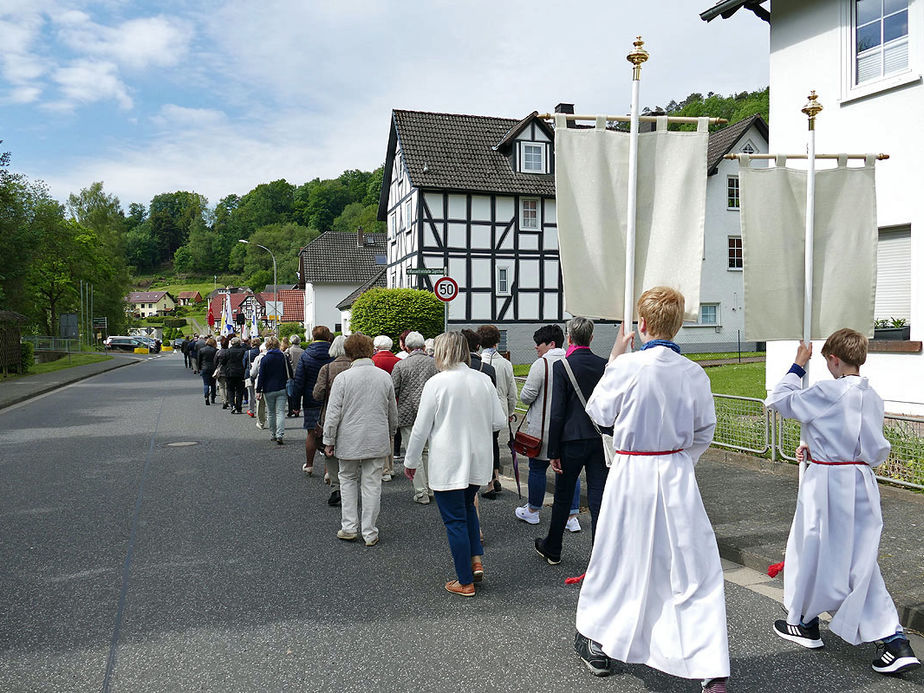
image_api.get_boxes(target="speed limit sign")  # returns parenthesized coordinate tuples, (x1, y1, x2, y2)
(433, 276, 459, 302)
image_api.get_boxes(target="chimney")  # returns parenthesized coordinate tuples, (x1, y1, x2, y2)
(639, 108, 666, 133)
(555, 103, 575, 128)
(356, 226, 364, 248)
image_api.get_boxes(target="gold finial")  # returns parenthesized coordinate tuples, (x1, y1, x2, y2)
(801, 90, 823, 130)
(627, 36, 649, 80)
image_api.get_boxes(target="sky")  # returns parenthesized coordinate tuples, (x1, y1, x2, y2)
(0, 0, 769, 210)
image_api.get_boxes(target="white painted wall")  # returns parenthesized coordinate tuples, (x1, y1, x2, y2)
(766, 0, 924, 414)
(306, 283, 361, 333)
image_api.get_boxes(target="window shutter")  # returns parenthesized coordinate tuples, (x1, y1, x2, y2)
(875, 227, 911, 320)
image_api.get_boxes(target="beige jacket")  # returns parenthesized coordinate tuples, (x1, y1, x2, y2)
(323, 359, 398, 460)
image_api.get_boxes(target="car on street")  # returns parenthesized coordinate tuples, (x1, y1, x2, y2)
(136, 336, 162, 353)
(104, 336, 144, 352)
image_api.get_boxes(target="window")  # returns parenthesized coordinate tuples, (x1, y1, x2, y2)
(404, 200, 412, 232)
(875, 226, 911, 321)
(520, 142, 546, 173)
(498, 329, 508, 352)
(741, 140, 756, 154)
(855, 0, 908, 85)
(520, 198, 539, 230)
(699, 304, 719, 325)
(728, 237, 743, 270)
(727, 176, 740, 209)
(496, 265, 511, 295)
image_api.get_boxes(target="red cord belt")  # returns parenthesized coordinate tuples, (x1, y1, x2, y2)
(811, 459, 868, 466)
(614, 449, 683, 456)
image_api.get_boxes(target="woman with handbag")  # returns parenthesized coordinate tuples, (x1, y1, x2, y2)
(514, 325, 582, 530)
(404, 332, 506, 596)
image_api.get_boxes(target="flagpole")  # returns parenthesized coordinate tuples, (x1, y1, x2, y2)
(624, 37, 649, 339)
(799, 90, 823, 484)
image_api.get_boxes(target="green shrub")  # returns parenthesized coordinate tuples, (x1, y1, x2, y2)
(276, 321, 305, 340)
(164, 317, 187, 328)
(20, 341, 34, 373)
(349, 288, 444, 341)
(144, 316, 165, 325)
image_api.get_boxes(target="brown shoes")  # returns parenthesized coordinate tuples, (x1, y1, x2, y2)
(445, 580, 475, 597)
(472, 559, 484, 583)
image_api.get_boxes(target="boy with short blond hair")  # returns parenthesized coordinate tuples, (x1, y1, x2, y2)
(766, 328, 920, 675)
(574, 287, 728, 691)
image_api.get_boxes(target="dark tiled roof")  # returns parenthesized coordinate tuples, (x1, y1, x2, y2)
(0, 310, 27, 323)
(706, 114, 768, 174)
(278, 290, 304, 322)
(391, 110, 556, 197)
(299, 232, 386, 285)
(264, 284, 296, 293)
(127, 291, 170, 303)
(700, 0, 769, 22)
(336, 269, 387, 311)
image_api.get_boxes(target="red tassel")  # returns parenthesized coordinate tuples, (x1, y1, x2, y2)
(767, 561, 785, 578)
(565, 572, 585, 585)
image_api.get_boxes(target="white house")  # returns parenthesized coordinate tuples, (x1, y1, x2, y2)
(703, 0, 923, 415)
(377, 106, 768, 363)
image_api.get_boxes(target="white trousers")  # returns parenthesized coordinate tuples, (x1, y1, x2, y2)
(401, 425, 430, 501)
(339, 457, 386, 542)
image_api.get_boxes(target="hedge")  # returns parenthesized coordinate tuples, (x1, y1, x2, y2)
(276, 322, 305, 341)
(349, 288, 444, 342)
(164, 318, 187, 328)
(20, 341, 34, 373)
(143, 316, 165, 325)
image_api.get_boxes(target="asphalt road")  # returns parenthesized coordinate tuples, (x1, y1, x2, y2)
(1, 354, 921, 692)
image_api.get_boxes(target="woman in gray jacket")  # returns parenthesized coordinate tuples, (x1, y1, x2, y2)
(323, 333, 398, 547)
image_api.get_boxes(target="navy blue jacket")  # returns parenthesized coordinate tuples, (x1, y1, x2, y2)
(547, 348, 610, 459)
(469, 353, 497, 386)
(244, 346, 260, 375)
(293, 341, 333, 409)
(256, 349, 290, 393)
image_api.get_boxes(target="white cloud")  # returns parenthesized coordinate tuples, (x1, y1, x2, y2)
(150, 104, 227, 128)
(50, 59, 132, 110)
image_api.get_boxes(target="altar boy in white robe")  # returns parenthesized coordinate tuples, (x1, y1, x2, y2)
(766, 329, 920, 676)
(575, 287, 729, 692)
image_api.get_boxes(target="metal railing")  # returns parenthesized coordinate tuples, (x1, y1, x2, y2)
(514, 375, 924, 490)
(21, 336, 81, 352)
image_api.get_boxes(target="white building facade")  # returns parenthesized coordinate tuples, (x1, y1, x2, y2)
(704, 0, 923, 414)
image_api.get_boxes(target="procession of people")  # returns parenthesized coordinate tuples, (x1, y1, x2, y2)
(175, 294, 919, 691)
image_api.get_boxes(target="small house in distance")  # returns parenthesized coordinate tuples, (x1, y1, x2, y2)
(126, 291, 176, 318)
(176, 291, 202, 306)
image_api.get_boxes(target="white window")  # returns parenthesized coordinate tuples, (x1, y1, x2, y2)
(520, 142, 546, 173)
(699, 304, 719, 325)
(728, 237, 743, 270)
(875, 226, 911, 321)
(520, 199, 539, 230)
(727, 176, 740, 209)
(855, 0, 909, 85)
(404, 200, 412, 233)
(496, 265, 512, 295)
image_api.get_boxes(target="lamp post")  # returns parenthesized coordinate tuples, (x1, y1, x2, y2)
(239, 239, 278, 334)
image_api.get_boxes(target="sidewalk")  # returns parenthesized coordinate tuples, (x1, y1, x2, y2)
(0, 354, 142, 410)
(501, 446, 923, 634)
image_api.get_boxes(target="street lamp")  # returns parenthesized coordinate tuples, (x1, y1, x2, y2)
(239, 239, 278, 334)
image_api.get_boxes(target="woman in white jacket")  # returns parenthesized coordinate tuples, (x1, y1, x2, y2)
(404, 332, 506, 597)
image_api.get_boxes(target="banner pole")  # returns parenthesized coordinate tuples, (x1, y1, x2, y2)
(799, 90, 823, 484)
(624, 37, 648, 340)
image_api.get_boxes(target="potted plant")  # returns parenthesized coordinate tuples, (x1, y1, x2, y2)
(873, 317, 910, 340)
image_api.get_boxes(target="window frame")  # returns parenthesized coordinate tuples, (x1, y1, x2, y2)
(727, 176, 740, 210)
(519, 142, 547, 174)
(520, 198, 540, 231)
(728, 236, 743, 271)
(699, 303, 720, 326)
(496, 264, 512, 296)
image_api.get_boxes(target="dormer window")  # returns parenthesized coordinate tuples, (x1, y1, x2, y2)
(520, 142, 547, 174)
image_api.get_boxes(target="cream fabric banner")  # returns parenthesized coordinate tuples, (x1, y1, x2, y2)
(739, 155, 878, 340)
(554, 114, 709, 321)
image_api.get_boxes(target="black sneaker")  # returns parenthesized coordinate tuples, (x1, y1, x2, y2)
(574, 631, 611, 676)
(534, 538, 561, 565)
(327, 490, 341, 507)
(872, 638, 921, 675)
(773, 620, 824, 649)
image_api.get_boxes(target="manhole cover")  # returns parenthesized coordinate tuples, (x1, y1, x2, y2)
(165, 441, 199, 447)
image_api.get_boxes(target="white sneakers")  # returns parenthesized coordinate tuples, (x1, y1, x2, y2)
(515, 505, 540, 525)
(566, 516, 582, 533)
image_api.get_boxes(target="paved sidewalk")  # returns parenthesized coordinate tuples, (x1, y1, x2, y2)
(510, 446, 923, 634)
(0, 354, 142, 410)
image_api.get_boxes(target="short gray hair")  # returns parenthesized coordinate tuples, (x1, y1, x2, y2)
(433, 332, 470, 371)
(373, 335, 393, 351)
(329, 334, 346, 358)
(566, 317, 594, 347)
(424, 338, 435, 356)
(290, 334, 301, 345)
(230, 336, 241, 346)
(405, 331, 425, 350)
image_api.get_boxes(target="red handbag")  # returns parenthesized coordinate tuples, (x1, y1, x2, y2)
(513, 358, 548, 458)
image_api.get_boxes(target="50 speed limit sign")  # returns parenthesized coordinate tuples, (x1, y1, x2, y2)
(433, 276, 459, 302)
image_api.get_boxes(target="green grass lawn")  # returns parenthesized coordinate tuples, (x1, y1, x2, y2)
(2, 353, 113, 381)
(146, 280, 216, 299)
(686, 351, 765, 362)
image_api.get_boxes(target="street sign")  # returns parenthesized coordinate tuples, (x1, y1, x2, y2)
(92, 317, 108, 329)
(434, 277, 458, 302)
(265, 301, 282, 320)
(407, 267, 446, 275)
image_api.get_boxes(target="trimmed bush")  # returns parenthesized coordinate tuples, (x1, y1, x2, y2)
(276, 322, 305, 340)
(349, 288, 444, 342)
(143, 316, 165, 325)
(164, 317, 187, 328)
(20, 341, 34, 372)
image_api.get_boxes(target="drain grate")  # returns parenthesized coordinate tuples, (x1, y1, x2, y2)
(164, 441, 199, 447)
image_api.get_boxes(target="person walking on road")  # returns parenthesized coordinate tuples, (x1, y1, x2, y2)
(391, 331, 438, 504)
(371, 335, 401, 481)
(312, 335, 351, 507)
(404, 332, 506, 597)
(323, 334, 398, 547)
(286, 334, 305, 417)
(476, 325, 517, 499)
(196, 337, 218, 405)
(250, 342, 268, 429)
(244, 337, 261, 418)
(256, 336, 292, 445)
(293, 326, 334, 476)
(223, 336, 248, 414)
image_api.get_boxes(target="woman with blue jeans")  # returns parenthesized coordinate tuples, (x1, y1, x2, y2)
(256, 335, 292, 445)
(516, 325, 581, 530)
(196, 337, 218, 405)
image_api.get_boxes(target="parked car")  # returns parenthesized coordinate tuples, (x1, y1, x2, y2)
(136, 336, 162, 353)
(104, 336, 144, 352)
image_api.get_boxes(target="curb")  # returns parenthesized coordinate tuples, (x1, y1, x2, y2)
(0, 358, 140, 411)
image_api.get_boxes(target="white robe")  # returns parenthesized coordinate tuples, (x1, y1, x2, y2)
(765, 373, 898, 644)
(576, 346, 728, 680)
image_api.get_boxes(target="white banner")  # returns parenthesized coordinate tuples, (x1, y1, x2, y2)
(739, 156, 878, 340)
(554, 115, 709, 321)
